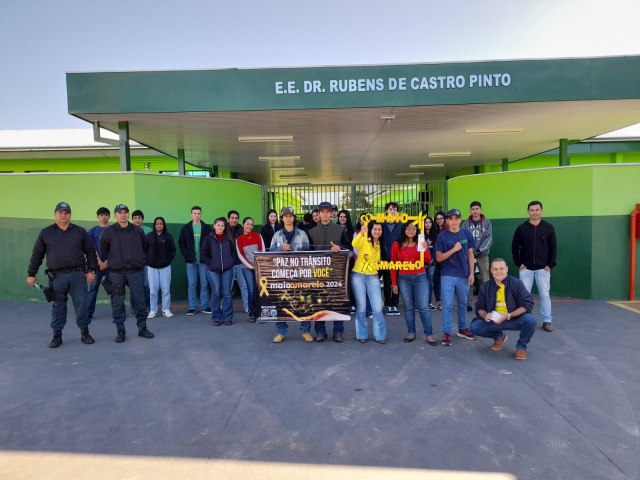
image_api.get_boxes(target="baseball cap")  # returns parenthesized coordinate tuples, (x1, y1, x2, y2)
(54, 202, 71, 213)
(446, 208, 461, 218)
(114, 204, 130, 213)
(280, 207, 295, 216)
(318, 201, 333, 211)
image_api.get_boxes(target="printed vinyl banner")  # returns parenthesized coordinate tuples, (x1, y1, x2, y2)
(254, 250, 351, 322)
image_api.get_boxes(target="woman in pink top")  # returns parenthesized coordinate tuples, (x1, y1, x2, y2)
(236, 217, 265, 322)
(390, 222, 436, 345)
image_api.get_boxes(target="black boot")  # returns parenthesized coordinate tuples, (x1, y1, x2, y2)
(115, 329, 126, 343)
(81, 327, 95, 344)
(49, 330, 62, 348)
(138, 327, 154, 339)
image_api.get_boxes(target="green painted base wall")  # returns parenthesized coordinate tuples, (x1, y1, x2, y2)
(0, 173, 262, 301)
(448, 164, 640, 300)
(488, 216, 595, 299)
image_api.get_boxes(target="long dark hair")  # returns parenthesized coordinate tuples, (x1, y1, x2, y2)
(337, 209, 354, 239)
(424, 216, 438, 244)
(212, 217, 234, 242)
(434, 210, 447, 232)
(265, 209, 278, 225)
(367, 220, 387, 259)
(397, 222, 418, 248)
(153, 216, 166, 235)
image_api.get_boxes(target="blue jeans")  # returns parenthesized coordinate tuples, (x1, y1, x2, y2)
(85, 268, 109, 318)
(519, 268, 552, 323)
(470, 313, 537, 350)
(110, 270, 147, 330)
(398, 273, 432, 335)
(148, 265, 171, 312)
(433, 264, 442, 302)
(426, 265, 435, 305)
(352, 272, 386, 341)
(50, 271, 90, 331)
(233, 264, 249, 312)
(241, 267, 257, 317)
(440, 275, 470, 334)
(186, 262, 210, 310)
(314, 319, 344, 335)
(276, 321, 311, 335)
(207, 269, 234, 321)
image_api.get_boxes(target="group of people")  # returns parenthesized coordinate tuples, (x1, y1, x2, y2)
(417, 200, 557, 359)
(28, 198, 557, 360)
(28, 203, 158, 346)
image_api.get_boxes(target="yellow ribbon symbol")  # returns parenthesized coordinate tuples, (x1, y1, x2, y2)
(361, 254, 372, 273)
(259, 276, 269, 297)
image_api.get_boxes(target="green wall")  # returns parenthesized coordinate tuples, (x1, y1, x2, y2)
(509, 150, 640, 171)
(2, 163, 640, 301)
(0, 154, 203, 175)
(448, 164, 640, 299)
(0, 173, 262, 301)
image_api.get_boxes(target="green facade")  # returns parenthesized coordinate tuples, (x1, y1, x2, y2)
(447, 164, 640, 299)
(0, 173, 262, 302)
(0, 154, 203, 175)
(68, 57, 640, 115)
(2, 138, 639, 302)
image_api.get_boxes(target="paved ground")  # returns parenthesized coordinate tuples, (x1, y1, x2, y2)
(1, 298, 639, 480)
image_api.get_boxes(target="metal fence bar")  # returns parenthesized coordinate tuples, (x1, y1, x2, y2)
(262, 181, 447, 225)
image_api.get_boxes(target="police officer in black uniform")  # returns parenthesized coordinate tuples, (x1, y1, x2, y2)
(27, 202, 98, 348)
(100, 204, 155, 343)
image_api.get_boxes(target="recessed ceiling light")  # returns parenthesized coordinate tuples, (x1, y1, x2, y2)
(395, 172, 425, 176)
(428, 152, 471, 158)
(238, 135, 293, 143)
(279, 174, 309, 179)
(465, 128, 523, 135)
(258, 156, 301, 162)
(271, 167, 305, 171)
(380, 115, 396, 120)
(409, 164, 445, 168)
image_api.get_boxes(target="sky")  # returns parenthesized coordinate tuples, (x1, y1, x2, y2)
(1, 0, 639, 130)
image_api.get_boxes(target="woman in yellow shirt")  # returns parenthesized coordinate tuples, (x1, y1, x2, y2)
(352, 221, 387, 343)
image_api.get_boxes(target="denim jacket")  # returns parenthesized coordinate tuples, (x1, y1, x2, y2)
(269, 228, 310, 252)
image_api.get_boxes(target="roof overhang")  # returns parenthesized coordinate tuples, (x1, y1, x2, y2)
(66, 56, 640, 184)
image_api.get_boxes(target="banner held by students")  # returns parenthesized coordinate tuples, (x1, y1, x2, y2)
(254, 250, 350, 322)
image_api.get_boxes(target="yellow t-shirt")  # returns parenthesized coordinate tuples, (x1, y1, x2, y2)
(495, 284, 508, 313)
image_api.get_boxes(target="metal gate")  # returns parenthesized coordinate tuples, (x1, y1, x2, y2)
(262, 181, 446, 223)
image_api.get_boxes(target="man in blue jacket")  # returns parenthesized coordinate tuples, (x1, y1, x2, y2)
(470, 258, 537, 360)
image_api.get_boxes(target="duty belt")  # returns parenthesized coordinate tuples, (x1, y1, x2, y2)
(51, 266, 85, 274)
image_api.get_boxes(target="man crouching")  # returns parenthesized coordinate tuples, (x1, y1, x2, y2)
(470, 258, 536, 360)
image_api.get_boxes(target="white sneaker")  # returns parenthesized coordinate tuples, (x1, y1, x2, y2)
(163, 310, 174, 318)
(147, 311, 157, 319)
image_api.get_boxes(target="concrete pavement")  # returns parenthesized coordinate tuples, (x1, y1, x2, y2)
(0, 298, 638, 479)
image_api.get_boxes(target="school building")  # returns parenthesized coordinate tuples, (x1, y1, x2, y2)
(1, 55, 639, 301)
